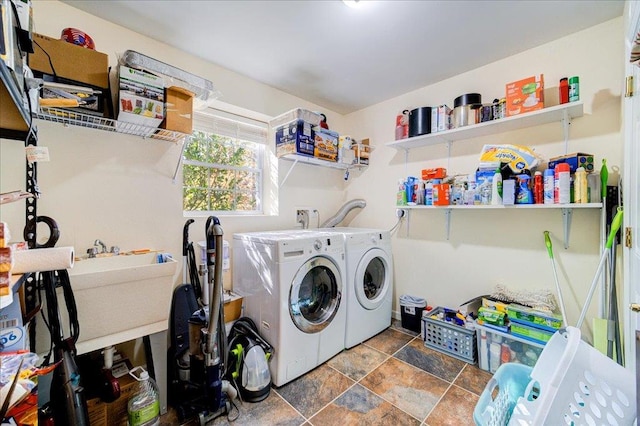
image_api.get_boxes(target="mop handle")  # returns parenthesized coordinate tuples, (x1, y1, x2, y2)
(544, 231, 568, 326)
(576, 208, 623, 329)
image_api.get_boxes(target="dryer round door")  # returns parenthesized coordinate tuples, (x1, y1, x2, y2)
(355, 248, 391, 310)
(289, 256, 342, 334)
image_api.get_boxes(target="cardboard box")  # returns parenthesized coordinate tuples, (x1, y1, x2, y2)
(313, 128, 339, 162)
(353, 138, 370, 165)
(433, 183, 450, 206)
(161, 86, 194, 134)
(86, 372, 138, 426)
(224, 292, 243, 322)
(505, 74, 544, 117)
(437, 105, 452, 132)
(28, 33, 109, 89)
(117, 65, 165, 131)
(275, 119, 315, 157)
(0, 295, 26, 353)
(548, 152, 595, 173)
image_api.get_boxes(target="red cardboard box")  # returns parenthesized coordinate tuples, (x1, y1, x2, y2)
(505, 74, 544, 117)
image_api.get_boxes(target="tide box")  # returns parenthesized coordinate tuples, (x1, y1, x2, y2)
(505, 74, 544, 117)
(275, 119, 315, 157)
(29, 33, 109, 89)
(548, 152, 595, 173)
(117, 65, 165, 131)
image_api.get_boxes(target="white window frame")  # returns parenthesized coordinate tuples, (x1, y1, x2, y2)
(183, 100, 278, 217)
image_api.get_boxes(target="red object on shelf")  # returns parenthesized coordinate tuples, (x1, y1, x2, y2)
(559, 77, 569, 104)
(534, 172, 544, 204)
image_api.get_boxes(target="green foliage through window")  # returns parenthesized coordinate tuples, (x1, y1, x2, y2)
(183, 129, 263, 213)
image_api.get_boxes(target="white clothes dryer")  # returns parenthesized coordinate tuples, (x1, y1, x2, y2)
(232, 230, 346, 387)
(322, 228, 394, 349)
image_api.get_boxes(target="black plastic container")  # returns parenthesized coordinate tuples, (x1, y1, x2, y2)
(408, 107, 432, 137)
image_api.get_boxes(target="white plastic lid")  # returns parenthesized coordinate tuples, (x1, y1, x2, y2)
(140, 371, 149, 380)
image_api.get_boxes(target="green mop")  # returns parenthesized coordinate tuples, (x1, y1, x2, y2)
(543, 231, 568, 326)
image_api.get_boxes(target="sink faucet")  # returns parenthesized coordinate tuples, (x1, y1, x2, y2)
(94, 239, 108, 253)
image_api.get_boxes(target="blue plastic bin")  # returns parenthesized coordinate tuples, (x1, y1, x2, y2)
(473, 363, 533, 426)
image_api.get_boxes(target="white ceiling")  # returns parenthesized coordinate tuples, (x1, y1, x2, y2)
(61, 0, 624, 114)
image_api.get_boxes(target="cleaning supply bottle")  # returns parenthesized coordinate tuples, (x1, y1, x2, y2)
(465, 173, 477, 205)
(491, 167, 502, 205)
(574, 166, 588, 203)
(479, 329, 489, 371)
(543, 168, 555, 204)
(516, 174, 533, 204)
(396, 179, 407, 206)
(425, 180, 434, 206)
(534, 171, 543, 204)
(555, 163, 571, 204)
(128, 367, 160, 426)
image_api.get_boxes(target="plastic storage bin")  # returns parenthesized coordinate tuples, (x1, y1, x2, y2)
(399, 294, 427, 332)
(271, 109, 323, 159)
(422, 306, 476, 363)
(475, 322, 545, 373)
(475, 326, 636, 425)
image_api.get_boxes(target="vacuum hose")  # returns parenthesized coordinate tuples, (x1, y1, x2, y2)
(320, 199, 366, 228)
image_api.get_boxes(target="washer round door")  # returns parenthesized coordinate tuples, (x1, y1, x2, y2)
(289, 256, 342, 334)
(355, 248, 391, 310)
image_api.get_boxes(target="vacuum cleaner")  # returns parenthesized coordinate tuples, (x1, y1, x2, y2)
(226, 317, 272, 402)
(170, 217, 237, 424)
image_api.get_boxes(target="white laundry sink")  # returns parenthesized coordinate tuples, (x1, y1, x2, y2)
(63, 252, 178, 352)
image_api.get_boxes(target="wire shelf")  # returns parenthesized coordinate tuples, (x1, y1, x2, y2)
(34, 107, 189, 143)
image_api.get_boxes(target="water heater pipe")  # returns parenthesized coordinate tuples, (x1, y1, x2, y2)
(320, 199, 366, 228)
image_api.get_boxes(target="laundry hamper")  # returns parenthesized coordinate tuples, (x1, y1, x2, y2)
(474, 326, 636, 425)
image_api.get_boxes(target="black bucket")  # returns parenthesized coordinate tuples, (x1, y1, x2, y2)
(408, 107, 432, 137)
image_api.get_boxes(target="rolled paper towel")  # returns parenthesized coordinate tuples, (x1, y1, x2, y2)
(12, 246, 75, 273)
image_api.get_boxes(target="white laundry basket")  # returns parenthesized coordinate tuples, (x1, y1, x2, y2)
(507, 326, 635, 425)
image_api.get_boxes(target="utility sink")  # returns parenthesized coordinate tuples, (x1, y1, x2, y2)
(63, 252, 178, 351)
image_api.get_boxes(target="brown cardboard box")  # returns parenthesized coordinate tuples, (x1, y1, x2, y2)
(87, 372, 138, 426)
(161, 86, 194, 134)
(28, 33, 109, 89)
(224, 293, 243, 322)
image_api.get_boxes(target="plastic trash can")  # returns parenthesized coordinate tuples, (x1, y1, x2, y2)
(399, 294, 427, 332)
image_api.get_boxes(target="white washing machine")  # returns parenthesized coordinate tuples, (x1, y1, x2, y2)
(232, 230, 346, 387)
(323, 228, 393, 349)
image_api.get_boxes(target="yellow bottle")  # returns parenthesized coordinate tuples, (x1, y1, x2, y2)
(575, 167, 588, 203)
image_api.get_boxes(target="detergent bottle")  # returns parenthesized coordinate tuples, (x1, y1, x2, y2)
(128, 367, 160, 426)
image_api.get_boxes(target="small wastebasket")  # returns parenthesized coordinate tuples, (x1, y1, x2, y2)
(399, 294, 427, 332)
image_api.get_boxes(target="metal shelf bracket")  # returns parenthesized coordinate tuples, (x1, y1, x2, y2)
(561, 207, 573, 249)
(445, 208, 452, 240)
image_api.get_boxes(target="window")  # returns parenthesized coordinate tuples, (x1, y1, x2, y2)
(183, 108, 269, 214)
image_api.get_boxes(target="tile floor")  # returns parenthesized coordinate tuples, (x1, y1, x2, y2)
(161, 319, 492, 425)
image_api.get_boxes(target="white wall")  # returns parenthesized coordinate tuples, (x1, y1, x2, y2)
(343, 17, 624, 341)
(0, 1, 624, 346)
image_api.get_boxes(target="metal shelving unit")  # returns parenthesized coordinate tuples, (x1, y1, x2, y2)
(35, 107, 189, 143)
(388, 101, 597, 248)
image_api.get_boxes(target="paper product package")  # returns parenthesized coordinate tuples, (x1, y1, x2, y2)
(479, 144, 543, 173)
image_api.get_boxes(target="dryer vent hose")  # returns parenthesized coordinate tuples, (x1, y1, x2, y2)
(321, 199, 366, 228)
